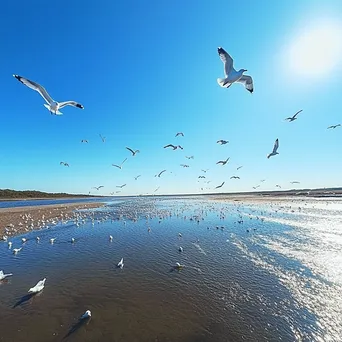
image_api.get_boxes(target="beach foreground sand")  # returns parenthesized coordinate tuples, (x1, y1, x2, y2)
(0, 202, 104, 238)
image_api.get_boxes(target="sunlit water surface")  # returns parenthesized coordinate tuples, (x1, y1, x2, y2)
(1, 196, 341, 342)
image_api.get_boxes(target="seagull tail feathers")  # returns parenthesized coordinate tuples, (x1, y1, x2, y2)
(217, 78, 228, 87)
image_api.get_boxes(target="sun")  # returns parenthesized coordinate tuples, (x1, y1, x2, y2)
(288, 22, 342, 77)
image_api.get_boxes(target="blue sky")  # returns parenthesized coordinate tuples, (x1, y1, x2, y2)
(1, 0, 342, 196)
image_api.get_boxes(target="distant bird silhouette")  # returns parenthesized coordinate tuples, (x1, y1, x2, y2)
(237, 166, 243, 170)
(156, 170, 166, 177)
(60, 161, 69, 167)
(112, 158, 127, 169)
(201, 169, 209, 173)
(253, 185, 260, 189)
(164, 144, 183, 150)
(198, 176, 206, 179)
(285, 109, 303, 122)
(126, 147, 140, 156)
(327, 124, 341, 129)
(216, 158, 230, 165)
(230, 176, 240, 179)
(81, 139, 88, 143)
(217, 140, 229, 145)
(215, 181, 225, 189)
(92, 185, 104, 190)
(180, 164, 189, 168)
(175, 132, 184, 137)
(154, 186, 160, 193)
(134, 175, 141, 180)
(99, 134, 106, 143)
(290, 181, 300, 184)
(116, 184, 126, 188)
(117, 258, 124, 269)
(185, 156, 194, 159)
(276, 184, 282, 188)
(260, 179, 266, 182)
(267, 139, 279, 159)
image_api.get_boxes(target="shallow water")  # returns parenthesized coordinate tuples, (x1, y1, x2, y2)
(1, 197, 342, 341)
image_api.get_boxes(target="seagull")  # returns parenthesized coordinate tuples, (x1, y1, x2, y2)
(60, 162, 69, 167)
(80, 310, 92, 320)
(21, 238, 27, 243)
(8, 242, 12, 249)
(216, 47, 253, 93)
(267, 139, 279, 159)
(180, 164, 189, 168)
(185, 156, 194, 159)
(36, 237, 40, 242)
(156, 170, 166, 177)
(81, 139, 88, 143)
(99, 134, 106, 143)
(173, 262, 184, 270)
(50, 238, 56, 244)
(276, 184, 282, 188)
(92, 186, 104, 190)
(178, 247, 183, 252)
(216, 158, 230, 165)
(253, 185, 260, 190)
(290, 181, 300, 184)
(112, 158, 127, 169)
(0, 270, 13, 280)
(13, 75, 84, 115)
(134, 175, 141, 180)
(237, 166, 243, 170)
(116, 184, 126, 188)
(109, 235, 113, 241)
(154, 187, 160, 193)
(71, 238, 75, 243)
(198, 176, 206, 179)
(217, 140, 229, 145)
(230, 176, 240, 179)
(13, 247, 22, 254)
(175, 132, 184, 137)
(201, 169, 209, 173)
(285, 109, 303, 122)
(215, 181, 225, 189)
(178, 233, 182, 237)
(28, 278, 46, 293)
(117, 258, 124, 269)
(260, 179, 266, 183)
(164, 144, 178, 150)
(126, 147, 140, 156)
(327, 124, 341, 129)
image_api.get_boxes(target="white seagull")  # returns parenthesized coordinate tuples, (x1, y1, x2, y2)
(117, 258, 124, 269)
(267, 139, 279, 159)
(174, 262, 184, 270)
(28, 278, 46, 293)
(0, 270, 13, 280)
(13, 247, 22, 254)
(112, 158, 127, 169)
(217, 47, 253, 93)
(50, 238, 56, 244)
(13, 75, 84, 115)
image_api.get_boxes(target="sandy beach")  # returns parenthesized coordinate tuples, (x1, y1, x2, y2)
(0, 202, 104, 238)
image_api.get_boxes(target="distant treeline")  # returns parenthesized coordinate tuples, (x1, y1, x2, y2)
(0, 189, 93, 199)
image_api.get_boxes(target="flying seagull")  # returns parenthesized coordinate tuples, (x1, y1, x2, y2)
(180, 164, 189, 168)
(198, 176, 206, 179)
(276, 184, 282, 188)
(164, 144, 183, 150)
(201, 169, 209, 173)
(0, 270, 13, 280)
(290, 181, 300, 184)
(81, 139, 88, 143)
(216, 158, 230, 165)
(99, 134, 106, 143)
(92, 185, 104, 190)
(327, 124, 341, 129)
(185, 156, 194, 159)
(134, 175, 141, 180)
(126, 147, 140, 156)
(156, 170, 166, 177)
(260, 179, 266, 183)
(215, 181, 225, 189)
(112, 158, 127, 169)
(175, 132, 184, 137)
(154, 186, 160, 193)
(116, 184, 126, 188)
(267, 139, 279, 159)
(217, 140, 229, 145)
(285, 109, 303, 122)
(253, 185, 260, 189)
(28, 278, 46, 294)
(237, 166, 243, 170)
(13, 75, 84, 115)
(60, 161, 69, 167)
(216, 47, 253, 93)
(230, 176, 240, 179)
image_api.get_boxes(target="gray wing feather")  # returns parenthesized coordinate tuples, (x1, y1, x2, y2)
(236, 75, 254, 93)
(58, 101, 84, 109)
(218, 47, 233, 77)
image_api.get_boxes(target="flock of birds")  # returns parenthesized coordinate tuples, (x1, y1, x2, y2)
(12, 47, 340, 195)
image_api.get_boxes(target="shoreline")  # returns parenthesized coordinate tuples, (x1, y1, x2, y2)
(0, 202, 105, 239)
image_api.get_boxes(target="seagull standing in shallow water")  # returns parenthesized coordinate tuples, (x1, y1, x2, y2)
(216, 47, 253, 93)
(0, 270, 13, 280)
(117, 258, 124, 269)
(267, 139, 279, 159)
(13, 75, 84, 115)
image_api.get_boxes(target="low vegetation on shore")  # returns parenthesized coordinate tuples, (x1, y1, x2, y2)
(0, 189, 94, 200)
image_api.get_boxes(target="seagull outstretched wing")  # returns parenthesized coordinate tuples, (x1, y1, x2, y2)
(236, 75, 253, 93)
(58, 101, 84, 109)
(272, 139, 279, 154)
(218, 47, 233, 77)
(13, 75, 54, 104)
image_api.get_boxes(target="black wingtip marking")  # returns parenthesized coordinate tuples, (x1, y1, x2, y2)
(13, 74, 23, 84)
(247, 88, 253, 94)
(76, 104, 84, 109)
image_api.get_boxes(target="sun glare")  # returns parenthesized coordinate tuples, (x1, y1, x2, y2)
(288, 22, 342, 77)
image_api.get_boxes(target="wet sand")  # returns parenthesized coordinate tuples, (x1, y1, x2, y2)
(0, 202, 104, 238)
